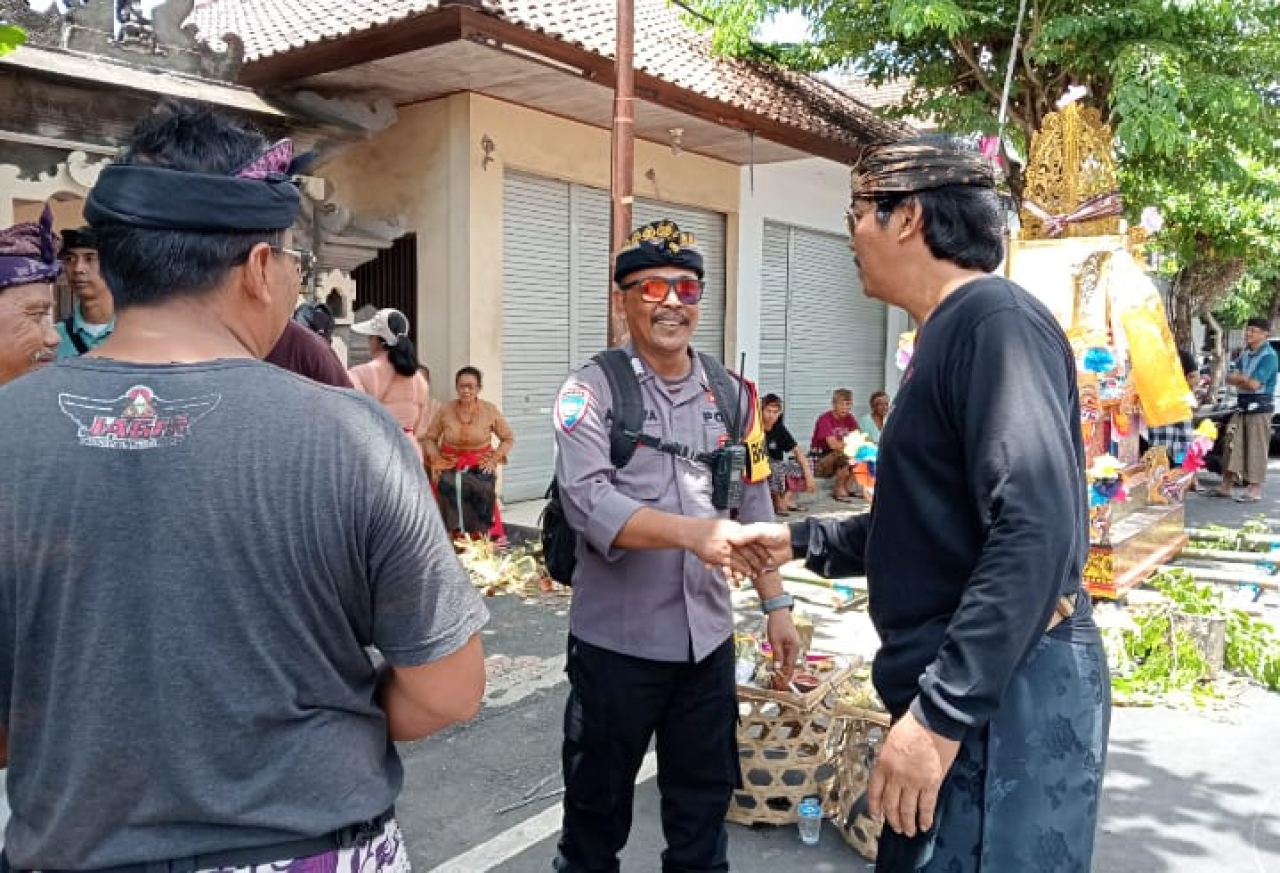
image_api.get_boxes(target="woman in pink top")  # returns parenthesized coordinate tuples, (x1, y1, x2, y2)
(348, 308, 439, 464)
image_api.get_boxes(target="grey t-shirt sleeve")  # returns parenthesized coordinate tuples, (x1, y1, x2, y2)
(365, 424, 489, 667)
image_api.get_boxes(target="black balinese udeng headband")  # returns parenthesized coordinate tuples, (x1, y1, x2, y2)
(84, 139, 305, 232)
(613, 219, 704, 284)
(851, 140, 996, 200)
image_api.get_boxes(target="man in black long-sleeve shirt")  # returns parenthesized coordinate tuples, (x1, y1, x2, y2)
(739, 137, 1110, 872)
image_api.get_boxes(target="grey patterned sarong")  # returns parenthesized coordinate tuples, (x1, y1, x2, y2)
(877, 632, 1111, 872)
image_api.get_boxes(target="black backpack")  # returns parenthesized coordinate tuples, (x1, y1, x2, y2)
(540, 349, 743, 585)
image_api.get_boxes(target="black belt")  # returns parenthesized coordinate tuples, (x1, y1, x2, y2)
(4, 808, 395, 873)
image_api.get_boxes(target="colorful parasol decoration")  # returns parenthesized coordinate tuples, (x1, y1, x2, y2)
(1139, 206, 1164, 235)
(1087, 453, 1128, 507)
(895, 330, 916, 371)
(844, 430, 879, 462)
(844, 431, 879, 501)
(1180, 419, 1218, 473)
(1082, 346, 1118, 374)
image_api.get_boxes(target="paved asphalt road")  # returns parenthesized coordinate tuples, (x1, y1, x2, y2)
(3, 461, 1278, 871)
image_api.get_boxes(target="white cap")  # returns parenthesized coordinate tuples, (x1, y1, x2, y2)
(351, 308, 407, 347)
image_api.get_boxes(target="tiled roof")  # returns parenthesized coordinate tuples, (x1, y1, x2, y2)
(189, 0, 908, 146)
(826, 74, 934, 128)
(831, 76, 912, 110)
(189, 0, 480, 59)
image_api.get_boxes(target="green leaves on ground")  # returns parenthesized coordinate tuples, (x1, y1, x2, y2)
(1106, 566, 1280, 706)
(0, 23, 27, 56)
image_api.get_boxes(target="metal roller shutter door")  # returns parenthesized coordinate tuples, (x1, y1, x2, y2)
(758, 222, 886, 440)
(501, 173, 573, 503)
(758, 222, 790, 399)
(569, 185, 612, 366)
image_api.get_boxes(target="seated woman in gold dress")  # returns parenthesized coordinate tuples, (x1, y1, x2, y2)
(423, 366, 515, 541)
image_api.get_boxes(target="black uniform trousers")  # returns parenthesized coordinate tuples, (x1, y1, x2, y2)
(554, 634, 740, 873)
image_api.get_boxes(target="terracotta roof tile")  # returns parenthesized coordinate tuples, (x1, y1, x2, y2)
(189, 0, 908, 147)
(827, 74, 933, 128)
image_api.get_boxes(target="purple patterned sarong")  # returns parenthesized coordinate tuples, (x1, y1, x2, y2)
(204, 820, 411, 873)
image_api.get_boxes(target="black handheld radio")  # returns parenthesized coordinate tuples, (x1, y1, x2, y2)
(710, 352, 749, 512)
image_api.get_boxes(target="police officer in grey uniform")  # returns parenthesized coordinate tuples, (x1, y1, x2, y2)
(550, 220, 800, 872)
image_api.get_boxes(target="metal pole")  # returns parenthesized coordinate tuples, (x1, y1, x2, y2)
(995, 0, 1029, 150)
(607, 0, 635, 348)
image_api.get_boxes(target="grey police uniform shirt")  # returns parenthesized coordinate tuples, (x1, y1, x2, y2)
(552, 346, 771, 663)
(0, 357, 490, 869)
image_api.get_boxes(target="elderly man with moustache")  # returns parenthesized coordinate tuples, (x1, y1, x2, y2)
(0, 207, 62, 384)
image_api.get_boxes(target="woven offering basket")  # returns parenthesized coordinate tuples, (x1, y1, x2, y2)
(726, 665, 854, 826)
(824, 702, 891, 861)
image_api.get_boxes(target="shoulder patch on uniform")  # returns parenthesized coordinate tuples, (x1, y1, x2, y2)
(556, 385, 592, 432)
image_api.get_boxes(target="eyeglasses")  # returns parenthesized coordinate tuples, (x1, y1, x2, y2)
(620, 276, 705, 305)
(847, 198, 902, 235)
(845, 208, 862, 237)
(273, 245, 315, 286)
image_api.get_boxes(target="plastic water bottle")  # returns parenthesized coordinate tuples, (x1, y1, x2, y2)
(797, 796, 822, 846)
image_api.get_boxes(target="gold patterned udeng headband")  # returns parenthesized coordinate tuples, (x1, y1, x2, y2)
(624, 220, 696, 251)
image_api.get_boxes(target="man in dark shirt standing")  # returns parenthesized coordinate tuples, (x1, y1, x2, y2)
(550, 220, 799, 873)
(738, 137, 1109, 872)
(266, 319, 353, 387)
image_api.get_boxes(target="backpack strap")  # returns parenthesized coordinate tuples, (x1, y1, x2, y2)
(591, 348, 718, 469)
(63, 314, 89, 355)
(592, 349, 646, 469)
(698, 352, 743, 442)
(699, 354, 771, 484)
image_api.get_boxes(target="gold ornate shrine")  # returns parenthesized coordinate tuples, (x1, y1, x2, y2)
(1020, 103, 1121, 240)
(1005, 101, 1190, 600)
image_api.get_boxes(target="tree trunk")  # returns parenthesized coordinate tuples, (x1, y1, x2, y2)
(1165, 246, 1246, 368)
(1200, 307, 1225, 400)
(1169, 269, 1194, 352)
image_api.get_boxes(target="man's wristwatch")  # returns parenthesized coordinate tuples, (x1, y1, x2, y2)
(760, 593, 795, 614)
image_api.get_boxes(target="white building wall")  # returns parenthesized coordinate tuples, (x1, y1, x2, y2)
(735, 157, 908, 394)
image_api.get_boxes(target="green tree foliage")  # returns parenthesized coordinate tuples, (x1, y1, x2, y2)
(0, 23, 26, 55)
(695, 0, 1280, 346)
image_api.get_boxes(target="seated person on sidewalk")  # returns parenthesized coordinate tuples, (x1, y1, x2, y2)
(863, 389, 891, 442)
(810, 387, 860, 501)
(762, 393, 815, 515)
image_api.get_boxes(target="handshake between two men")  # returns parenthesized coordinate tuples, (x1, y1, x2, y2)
(722, 521, 794, 584)
(683, 518, 801, 680)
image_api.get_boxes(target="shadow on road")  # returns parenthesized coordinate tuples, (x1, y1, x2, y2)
(1097, 719, 1280, 872)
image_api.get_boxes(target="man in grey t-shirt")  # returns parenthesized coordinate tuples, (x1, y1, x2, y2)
(0, 103, 488, 871)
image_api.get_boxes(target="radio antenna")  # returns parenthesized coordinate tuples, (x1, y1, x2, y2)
(734, 351, 747, 442)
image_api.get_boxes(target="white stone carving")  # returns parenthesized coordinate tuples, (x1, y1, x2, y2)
(0, 150, 110, 225)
